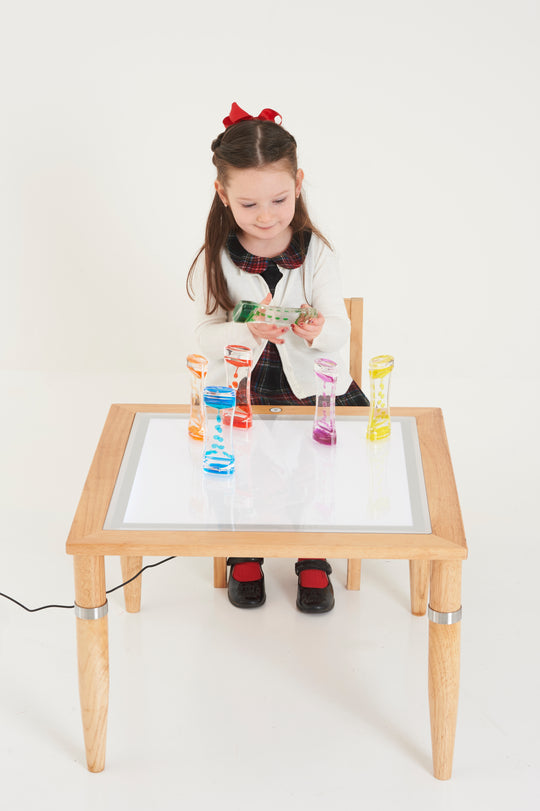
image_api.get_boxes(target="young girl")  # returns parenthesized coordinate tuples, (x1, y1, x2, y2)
(187, 102, 369, 614)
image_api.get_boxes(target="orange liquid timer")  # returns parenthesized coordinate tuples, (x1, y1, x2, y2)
(186, 353, 208, 440)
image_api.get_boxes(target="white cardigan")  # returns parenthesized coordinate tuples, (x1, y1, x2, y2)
(191, 234, 353, 399)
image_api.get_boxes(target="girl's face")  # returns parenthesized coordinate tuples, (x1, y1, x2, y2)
(215, 161, 304, 255)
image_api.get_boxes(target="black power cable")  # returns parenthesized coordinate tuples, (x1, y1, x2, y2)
(0, 556, 177, 613)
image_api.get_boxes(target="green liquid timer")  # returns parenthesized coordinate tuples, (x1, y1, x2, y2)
(232, 300, 318, 325)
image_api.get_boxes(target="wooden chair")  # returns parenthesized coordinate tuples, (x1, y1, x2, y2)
(213, 298, 369, 590)
(212, 297, 428, 614)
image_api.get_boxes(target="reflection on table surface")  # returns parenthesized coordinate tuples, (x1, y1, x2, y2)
(105, 414, 430, 534)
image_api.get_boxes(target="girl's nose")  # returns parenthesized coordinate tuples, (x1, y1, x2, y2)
(257, 207, 272, 223)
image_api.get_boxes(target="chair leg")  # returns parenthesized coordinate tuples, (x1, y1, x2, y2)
(214, 557, 227, 588)
(120, 556, 143, 612)
(409, 559, 429, 615)
(346, 558, 362, 590)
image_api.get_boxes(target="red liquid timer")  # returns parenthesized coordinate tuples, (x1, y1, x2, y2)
(224, 344, 253, 429)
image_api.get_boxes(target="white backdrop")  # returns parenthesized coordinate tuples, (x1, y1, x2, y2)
(1, 0, 538, 392)
(1, 3, 540, 803)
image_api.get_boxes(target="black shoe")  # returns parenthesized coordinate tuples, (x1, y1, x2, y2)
(227, 558, 266, 608)
(295, 559, 335, 613)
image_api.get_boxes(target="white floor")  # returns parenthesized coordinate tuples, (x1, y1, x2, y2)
(1, 371, 538, 810)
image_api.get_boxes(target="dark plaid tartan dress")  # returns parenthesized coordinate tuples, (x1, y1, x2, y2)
(227, 232, 369, 407)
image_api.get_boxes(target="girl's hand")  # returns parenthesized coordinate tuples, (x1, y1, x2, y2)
(291, 304, 325, 345)
(247, 292, 290, 345)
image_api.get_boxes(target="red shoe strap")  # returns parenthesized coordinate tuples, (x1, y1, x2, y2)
(231, 562, 262, 582)
(297, 558, 329, 588)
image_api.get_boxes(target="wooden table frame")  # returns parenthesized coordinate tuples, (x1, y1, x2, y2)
(66, 404, 467, 779)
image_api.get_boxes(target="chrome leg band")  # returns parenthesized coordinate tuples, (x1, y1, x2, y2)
(428, 605, 462, 625)
(74, 600, 108, 620)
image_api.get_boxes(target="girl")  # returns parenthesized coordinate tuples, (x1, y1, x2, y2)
(187, 102, 369, 613)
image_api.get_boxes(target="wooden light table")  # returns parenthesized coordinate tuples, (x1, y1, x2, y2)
(66, 404, 467, 778)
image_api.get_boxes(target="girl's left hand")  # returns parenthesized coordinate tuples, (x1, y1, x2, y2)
(291, 305, 325, 345)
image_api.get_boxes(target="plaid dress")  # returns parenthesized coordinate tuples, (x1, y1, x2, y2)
(227, 232, 369, 407)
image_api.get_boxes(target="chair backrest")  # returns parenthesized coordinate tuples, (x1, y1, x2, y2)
(344, 298, 363, 388)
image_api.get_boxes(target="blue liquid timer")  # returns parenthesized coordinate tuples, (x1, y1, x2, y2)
(202, 386, 236, 475)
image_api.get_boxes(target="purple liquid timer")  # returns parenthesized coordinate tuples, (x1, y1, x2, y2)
(312, 358, 338, 445)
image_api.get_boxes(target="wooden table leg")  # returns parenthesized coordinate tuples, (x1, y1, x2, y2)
(428, 560, 462, 780)
(74, 555, 109, 773)
(120, 555, 143, 612)
(346, 558, 362, 590)
(409, 560, 429, 615)
(214, 556, 227, 588)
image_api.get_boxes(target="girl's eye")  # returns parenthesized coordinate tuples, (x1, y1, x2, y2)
(273, 198, 286, 205)
(241, 203, 256, 208)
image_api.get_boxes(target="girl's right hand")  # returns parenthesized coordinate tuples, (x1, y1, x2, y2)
(247, 292, 290, 345)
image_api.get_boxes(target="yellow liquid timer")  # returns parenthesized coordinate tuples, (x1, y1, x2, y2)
(366, 355, 394, 441)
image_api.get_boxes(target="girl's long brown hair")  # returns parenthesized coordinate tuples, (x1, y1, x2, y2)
(186, 118, 330, 314)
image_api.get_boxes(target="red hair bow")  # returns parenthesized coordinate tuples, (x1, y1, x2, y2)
(223, 102, 282, 129)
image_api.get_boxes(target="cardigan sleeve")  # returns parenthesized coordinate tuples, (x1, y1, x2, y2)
(191, 252, 261, 361)
(307, 241, 351, 353)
